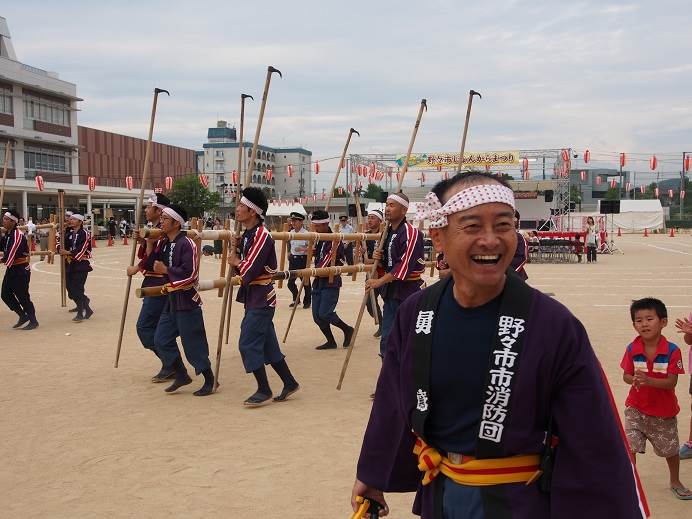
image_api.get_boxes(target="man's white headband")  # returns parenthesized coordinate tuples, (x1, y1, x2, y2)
(311, 217, 330, 224)
(240, 196, 264, 216)
(162, 207, 185, 225)
(65, 211, 73, 216)
(416, 184, 516, 229)
(147, 194, 166, 209)
(367, 209, 383, 220)
(3, 211, 18, 222)
(70, 213, 85, 221)
(387, 194, 409, 208)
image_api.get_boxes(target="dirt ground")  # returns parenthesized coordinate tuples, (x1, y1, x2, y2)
(1, 233, 691, 518)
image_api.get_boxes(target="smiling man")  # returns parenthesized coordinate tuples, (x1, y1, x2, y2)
(351, 172, 649, 518)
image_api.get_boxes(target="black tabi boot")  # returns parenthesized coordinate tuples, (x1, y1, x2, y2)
(315, 324, 337, 350)
(193, 368, 215, 397)
(151, 356, 176, 383)
(23, 314, 39, 330)
(334, 318, 354, 348)
(68, 306, 78, 313)
(12, 313, 29, 329)
(271, 359, 300, 402)
(83, 300, 93, 320)
(72, 301, 85, 322)
(244, 366, 272, 407)
(164, 357, 192, 393)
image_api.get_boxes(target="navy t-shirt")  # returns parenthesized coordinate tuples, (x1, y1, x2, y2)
(425, 280, 500, 454)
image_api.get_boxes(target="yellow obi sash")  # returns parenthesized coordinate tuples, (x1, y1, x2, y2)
(413, 436, 541, 487)
(160, 281, 195, 294)
(249, 274, 273, 286)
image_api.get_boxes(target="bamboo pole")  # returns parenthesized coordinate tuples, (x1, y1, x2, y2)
(214, 71, 280, 392)
(455, 90, 482, 174)
(58, 190, 66, 307)
(277, 222, 289, 289)
(218, 218, 231, 297)
(114, 87, 169, 368)
(140, 227, 381, 242)
(337, 99, 427, 390)
(0, 140, 12, 213)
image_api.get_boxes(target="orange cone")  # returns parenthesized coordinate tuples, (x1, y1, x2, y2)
(30, 238, 36, 252)
(107, 235, 113, 247)
(643, 228, 648, 237)
(92, 236, 97, 247)
(617, 227, 622, 237)
(123, 235, 128, 245)
(669, 227, 675, 237)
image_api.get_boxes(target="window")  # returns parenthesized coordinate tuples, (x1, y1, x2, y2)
(23, 93, 70, 127)
(0, 142, 14, 168)
(215, 150, 223, 157)
(24, 145, 71, 173)
(0, 85, 12, 115)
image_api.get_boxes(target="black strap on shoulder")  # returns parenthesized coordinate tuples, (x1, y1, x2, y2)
(475, 272, 534, 458)
(411, 275, 453, 438)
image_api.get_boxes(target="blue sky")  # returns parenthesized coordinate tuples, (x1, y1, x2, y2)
(3, 1, 691, 188)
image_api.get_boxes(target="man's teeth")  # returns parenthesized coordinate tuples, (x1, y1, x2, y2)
(472, 255, 500, 260)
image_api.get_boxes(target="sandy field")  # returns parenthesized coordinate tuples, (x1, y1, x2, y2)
(1, 233, 691, 518)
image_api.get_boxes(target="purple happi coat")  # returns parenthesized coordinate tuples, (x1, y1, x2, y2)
(356, 277, 648, 519)
(151, 231, 201, 311)
(66, 227, 92, 273)
(235, 224, 276, 309)
(381, 219, 425, 301)
(312, 233, 345, 289)
(137, 222, 166, 288)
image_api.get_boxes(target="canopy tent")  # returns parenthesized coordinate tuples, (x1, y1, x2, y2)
(266, 202, 307, 217)
(564, 200, 664, 233)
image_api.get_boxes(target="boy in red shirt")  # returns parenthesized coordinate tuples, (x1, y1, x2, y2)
(621, 298, 690, 500)
(676, 311, 692, 459)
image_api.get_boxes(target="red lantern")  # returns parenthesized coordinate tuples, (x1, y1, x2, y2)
(668, 189, 674, 198)
(287, 165, 293, 178)
(165, 176, 173, 191)
(338, 186, 344, 195)
(347, 183, 352, 192)
(154, 187, 163, 194)
(626, 181, 631, 192)
(231, 170, 238, 184)
(596, 175, 602, 185)
(312, 194, 317, 202)
(654, 187, 660, 198)
(561, 149, 570, 162)
(640, 185, 645, 194)
(198, 175, 209, 188)
(522, 157, 529, 177)
(314, 161, 319, 175)
(583, 149, 590, 163)
(125, 176, 134, 190)
(266, 168, 273, 181)
(681, 190, 686, 199)
(610, 179, 617, 189)
(443, 172, 449, 180)
(35, 175, 44, 191)
(580, 171, 587, 182)
(685, 155, 691, 172)
(649, 155, 657, 171)
(321, 192, 325, 200)
(88, 176, 96, 191)
(619, 153, 626, 168)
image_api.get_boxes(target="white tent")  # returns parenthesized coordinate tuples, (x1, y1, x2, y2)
(565, 200, 664, 233)
(266, 202, 307, 217)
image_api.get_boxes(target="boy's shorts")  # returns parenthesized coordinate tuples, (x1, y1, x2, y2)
(624, 407, 679, 458)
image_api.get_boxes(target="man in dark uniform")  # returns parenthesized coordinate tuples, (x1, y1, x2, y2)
(127, 193, 176, 382)
(511, 210, 528, 281)
(107, 217, 117, 241)
(365, 192, 425, 358)
(1, 210, 39, 329)
(339, 215, 355, 265)
(356, 208, 384, 337)
(228, 187, 300, 406)
(152, 204, 214, 397)
(286, 211, 311, 309)
(63, 213, 93, 322)
(311, 209, 354, 350)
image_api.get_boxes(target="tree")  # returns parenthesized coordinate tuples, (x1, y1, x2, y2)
(569, 185, 582, 204)
(168, 174, 221, 217)
(604, 187, 619, 200)
(365, 183, 383, 200)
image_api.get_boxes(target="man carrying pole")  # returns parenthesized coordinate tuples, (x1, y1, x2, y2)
(1, 209, 39, 330)
(356, 208, 384, 336)
(151, 204, 214, 397)
(286, 211, 311, 309)
(310, 209, 354, 350)
(126, 193, 176, 382)
(63, 213, 93, 322)
(228, 187, 300, 406)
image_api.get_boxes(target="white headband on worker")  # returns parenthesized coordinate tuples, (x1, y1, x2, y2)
(147, 194, 166, 209)
(162, 207, 185, 225)
(70, 213, 85, 221)
(417, 184, 516, 229)
(311, 217, 330, 224)
(3, 211, 18, 222)
(387, 194, 409, 208)
(240, 196, 264, 216)
(65, 211, 73, 216)
(367, 209, 383, 219)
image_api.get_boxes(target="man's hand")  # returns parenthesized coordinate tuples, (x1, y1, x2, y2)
(230, 235, 239, 251)
(228, 256, 241, 268)
(365, 277, 384, 291)
(351, 479, 388, 517)
(372, 250, 383, 262)
(153, 260, 168, 274)
(133, 229, 144, 244)
(675, 317, 692, 335)
(126, 265, 140, 277)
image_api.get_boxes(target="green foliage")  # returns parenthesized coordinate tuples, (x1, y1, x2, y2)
(569, 185, 582, 204)
(365, 183, 384, 200)
(168, 174, 221, 217)
(604, 187, 620, 200)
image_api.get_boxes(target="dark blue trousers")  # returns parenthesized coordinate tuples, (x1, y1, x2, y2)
(154, 303, 211, 375)
(136, 295, 172, 353)
(239, 307, 284, 373)
(379, 297, 400, 358)
(311, 285, 340, 327)
(443, 478, 484, 519)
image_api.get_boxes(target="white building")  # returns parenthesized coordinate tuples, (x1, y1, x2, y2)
(196, 120, 312, 205)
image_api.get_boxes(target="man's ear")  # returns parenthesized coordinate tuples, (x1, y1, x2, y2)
(429, 227, 444, 253)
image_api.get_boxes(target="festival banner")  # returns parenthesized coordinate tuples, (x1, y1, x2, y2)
(396, 151, 520, 169)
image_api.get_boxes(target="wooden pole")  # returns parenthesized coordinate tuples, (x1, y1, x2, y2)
(47, 214, 56, 264)
(218, 218, 231, 296)
(214, 70, 280, 391)
(0, 140, 12, 213)
(58, 190, 67, 307)
(114, 87, 170, 368)
(277, 221, 289, 289)
(337, 99, 427, 390)
(140, 227, 381, 243)
(455, 90, 481, 174)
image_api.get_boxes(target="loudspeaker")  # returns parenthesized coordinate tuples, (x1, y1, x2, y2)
(600, 200, 620, 214)
(544, 190, 554, 202)
(378, 191, 389, 203)
(348, 203, 365, 217)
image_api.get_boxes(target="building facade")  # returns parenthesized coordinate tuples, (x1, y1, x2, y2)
(197, 120, 312, 206)
(569, 168, 632, 210)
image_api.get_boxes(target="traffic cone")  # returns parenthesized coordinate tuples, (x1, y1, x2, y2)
(122, 235, 128, 245)
(107, 235, 113, 247)
(669, 227, 675, 237)
(643, 228, 648, 237)
(30, 238, 36, 252)
(91, 236, 97, 247)
(617, 227, 621, 237)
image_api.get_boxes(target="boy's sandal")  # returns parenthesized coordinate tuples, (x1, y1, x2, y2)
(670, 486, 692, 500)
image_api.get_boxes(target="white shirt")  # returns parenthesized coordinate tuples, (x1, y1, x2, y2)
(340, 222, 354, 243)
(290, 226, 309, 255)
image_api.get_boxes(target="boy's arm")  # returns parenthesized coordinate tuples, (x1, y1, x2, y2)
(635, 372, 677, 390)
